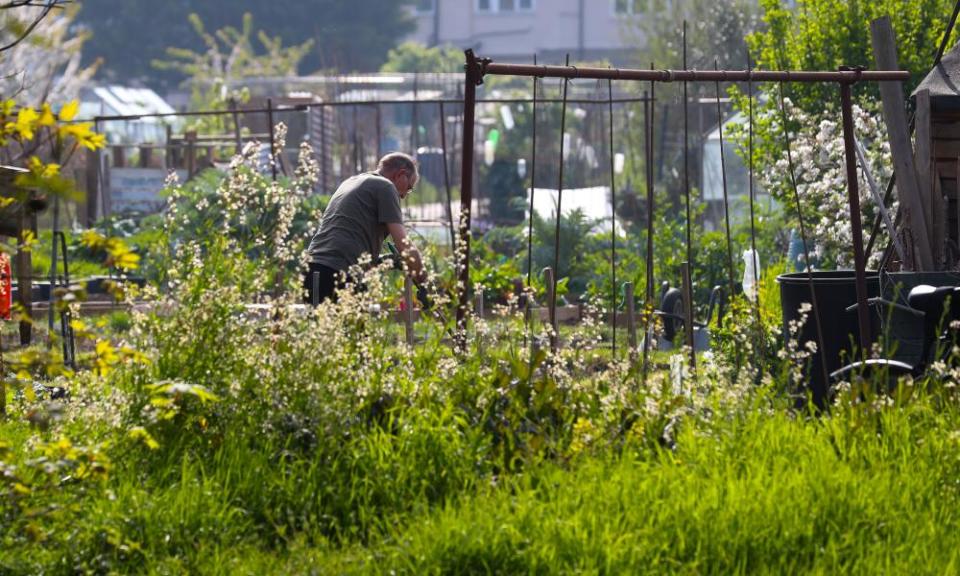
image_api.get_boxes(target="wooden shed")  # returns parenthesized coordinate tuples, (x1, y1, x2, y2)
(912, 42, 960, 267)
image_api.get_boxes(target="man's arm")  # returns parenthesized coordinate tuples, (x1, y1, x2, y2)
(386, 222, 426, 285)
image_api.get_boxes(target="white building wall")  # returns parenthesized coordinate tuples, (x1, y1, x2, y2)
(408, 0, 642, 63)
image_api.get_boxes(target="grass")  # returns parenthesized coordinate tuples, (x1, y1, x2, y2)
(7, 381, 960, 574)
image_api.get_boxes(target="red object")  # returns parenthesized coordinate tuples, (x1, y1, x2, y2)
(0, 254, 10, 321)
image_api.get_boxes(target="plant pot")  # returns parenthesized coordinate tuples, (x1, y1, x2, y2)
(777, 270, 881, 408)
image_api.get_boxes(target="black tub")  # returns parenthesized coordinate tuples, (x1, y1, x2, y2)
(777, 270, 880, 407)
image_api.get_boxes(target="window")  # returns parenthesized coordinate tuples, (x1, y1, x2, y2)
(613, 0, 643, 15)
(415, 0, 435, 14)
(476, 0, 534, 13)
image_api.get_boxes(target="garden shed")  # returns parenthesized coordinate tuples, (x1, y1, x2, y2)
(911, 41, 960, 263)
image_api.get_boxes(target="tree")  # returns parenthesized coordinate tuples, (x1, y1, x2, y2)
(77, 0, 417, 87)
(152, 12, 314, 131)
(380, 42, 463, 74)
(0, 2, 98, 105)
(748, 0, 959, 113)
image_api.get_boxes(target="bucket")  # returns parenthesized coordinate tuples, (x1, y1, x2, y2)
(880, 272, 960, 365)
(777, 270, 880, 407)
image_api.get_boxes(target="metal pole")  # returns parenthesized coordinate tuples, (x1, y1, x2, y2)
(714, 60, 738, 304)
(682, 21, 693, 273)
(456, 51, 480, 350)
(230, 98, 242, 154)
(839, 74, 872, 354)
(551, 56, 571, 342)
(778, 81, 830, 388)
(641, 75, 655, 380)
(375, 104, 383, 159)
(479, 62, 908, 83)
(607, 78, 617, 358)
(526, 57, 540, 346)
(747, 53, 764, 355)
(267, 98, 277, 182)
(439, 101, 456, 251)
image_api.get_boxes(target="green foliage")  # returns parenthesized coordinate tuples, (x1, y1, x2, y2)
(380, 42, 463, 74)
(748, 0, 959, 113)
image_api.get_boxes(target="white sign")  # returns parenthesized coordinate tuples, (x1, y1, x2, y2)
(109, 167, 186, 213)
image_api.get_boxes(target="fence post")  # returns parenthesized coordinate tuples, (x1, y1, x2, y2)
(404, 275, 415, 347)
(185, 131, 197, 178)
(625, 281, 637, 362)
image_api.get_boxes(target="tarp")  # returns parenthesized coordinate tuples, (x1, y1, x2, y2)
(912, 42, 960, 111)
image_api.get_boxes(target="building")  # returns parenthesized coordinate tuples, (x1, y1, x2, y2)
(407, 0, 641, 65)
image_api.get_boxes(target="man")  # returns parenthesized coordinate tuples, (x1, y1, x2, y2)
(304, 152, 427, 304)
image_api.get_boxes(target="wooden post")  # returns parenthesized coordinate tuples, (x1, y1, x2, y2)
(139, 145, 152, 168)
(165, 124, 174, 169)
(230, 98, 243, 155)
(112, 145, 125, 168)
(681, 262, 696, 371)
(625, 281, 637, 362)
(475, 287, 484, 355)
(543, 267, 557, 353)
(84, 149, 100, 226)
(916, 89, 940, 264)
(16, 210, 34, 346)
(404, 275, 414, 347)
(185, 131, 197, 179)
(871, 16, 934, 270)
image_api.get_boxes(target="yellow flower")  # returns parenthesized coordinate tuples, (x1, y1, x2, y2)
(38, 103, 56, 127)
(58, 100, 79, 122)
(14, 107, 38, 140)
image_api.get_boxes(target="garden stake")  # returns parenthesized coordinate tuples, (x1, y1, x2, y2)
(267, 98, 277, 182)
(404, 276, 415, 347)
(375, 104, 383, 159)
(525, 56, 540, 350)
(411, 74, 419, 153)
(625, 281, 637, 363)
(713, 60, 737, 313)
(606, 77, 618, 358)
(778, 81, 830, 388)
(320, 101, 328, 192)
(682, 22, 693, 267)
(550, 55, 571, 345)
(641, 67, 655, 382)
(439, 101, 456, 251)
(839, 69, 872, 355)
(681, 262, 696, 371)
(352, 104, 360, 173)
(544, 267, 557, 353)
(230, 98, 242, 154)
(682, 24, 696, 367)
(475, 287, 484, 356)
(855, 137, 905, 263)
(747, 53, 765, 370)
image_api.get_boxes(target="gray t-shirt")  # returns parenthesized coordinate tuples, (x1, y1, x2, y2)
(307, 172, 404, 271)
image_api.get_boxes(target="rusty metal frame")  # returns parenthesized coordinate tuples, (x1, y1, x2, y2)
(457, 49, 908, 358)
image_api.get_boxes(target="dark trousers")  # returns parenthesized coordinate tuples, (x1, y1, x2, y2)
(303, 263, 342, 305)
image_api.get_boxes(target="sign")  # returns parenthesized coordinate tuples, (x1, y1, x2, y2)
(109, 167, 187, 213)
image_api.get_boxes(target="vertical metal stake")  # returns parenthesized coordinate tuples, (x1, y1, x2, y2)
(839, 75, 872, 355)
(544, 267, 557, 353)
(404, 275, 415, 347)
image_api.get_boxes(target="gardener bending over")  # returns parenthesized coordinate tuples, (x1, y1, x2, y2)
(304, 152, 427, 304)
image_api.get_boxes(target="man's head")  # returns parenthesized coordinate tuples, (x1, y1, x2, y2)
(377, 152, 418, 200)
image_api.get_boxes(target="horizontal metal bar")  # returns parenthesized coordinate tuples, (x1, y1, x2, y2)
(482, 62, 910, 83)
(80, 96, 656, 124)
